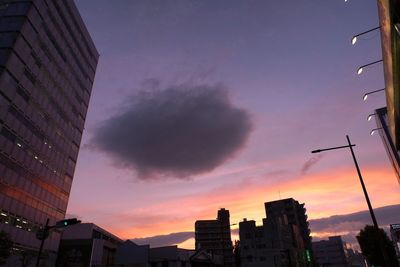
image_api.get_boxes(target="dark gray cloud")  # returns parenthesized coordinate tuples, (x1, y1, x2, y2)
(131, 228, 240, 248)
(310, 205, 400, 246)
(132, 232, 194, 248)
(301, 154, 324, 175)
(309, 204, 400, 233)
(91, 83, 252, 179)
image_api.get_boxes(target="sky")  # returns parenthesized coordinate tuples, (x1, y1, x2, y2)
(68, 0, 400, 249)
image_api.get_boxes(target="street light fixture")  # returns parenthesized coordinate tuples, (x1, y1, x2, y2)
(367, 114, 375, 121)
(357, 59, 383, 75)
(362, 88, 385, 101)
(370, 128, 383, 136)
(311, 135, 379, 229)
(35, 218, 81, 267)
(395, 23, 400, 36)
(351, 26, 380, 45)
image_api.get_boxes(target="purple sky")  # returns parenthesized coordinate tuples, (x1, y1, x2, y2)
(68, 0, 400, 247)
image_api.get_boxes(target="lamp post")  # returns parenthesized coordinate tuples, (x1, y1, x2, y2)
(351, 26, 380, 45)
(357, 59, 383, 75)
(311, 135, 379, 228)
(362, 88, 385, 101)
(35, 218, 81, 267)
(313, 136, 393, 267)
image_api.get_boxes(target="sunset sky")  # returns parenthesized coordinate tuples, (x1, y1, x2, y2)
(68, 0, 400, 248)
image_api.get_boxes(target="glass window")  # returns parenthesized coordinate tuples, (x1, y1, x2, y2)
(0, 16, 25, 31)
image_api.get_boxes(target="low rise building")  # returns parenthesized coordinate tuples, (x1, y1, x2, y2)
(115, 240, 149, 267)
(150, 245, 193, 267)
(56, 223, 123, 267)
(190, 250, 223, 267)
(390, 224, 400, 261)
(312, 236, 348, 267)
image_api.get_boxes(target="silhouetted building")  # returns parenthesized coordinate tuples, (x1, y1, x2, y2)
(239, 216, 306, 266)
(265, 198, 312, 257)
(115, 242, 194, 267)
(150, 245, 193, 267)
(115, 240, 149, 267)
(239, 198, 312, 266)
(312, 236, 348, 267)
(195, 208, 234, 266)
(390, 224, 400, 261)
(345, 248, 368, 267)
(57, 223, 123, 267)
(190, 250, 223, 267)
(0, 0, 98, 265)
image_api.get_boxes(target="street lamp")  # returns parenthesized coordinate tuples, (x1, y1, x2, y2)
(395, 23, 400, 36)
(362, 88, 385, 101)
(35, 218, 81, 267)
(357, 59, 383, 75)
(367, 113, 376, 121)
(370, 128, 383, 136)
(351, 26, 380, 45)
(311, 135, 379, 229)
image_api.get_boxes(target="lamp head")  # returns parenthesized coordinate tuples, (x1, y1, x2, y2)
(357, 67, 363, 75)
(351, 36, 357, 45)
(370, 129, 376, 136)
(395, 23, 400, 36)
(363, 94, 368, 101)
(367, 114, 374, 121)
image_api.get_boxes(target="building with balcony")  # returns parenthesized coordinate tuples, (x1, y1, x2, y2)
(265, 198, 312, 254)
(239, 198, 311, 267)
(195, 208, 234, 266)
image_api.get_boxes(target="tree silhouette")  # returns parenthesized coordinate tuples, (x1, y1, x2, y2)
(356, 225, 399, 267)
(0, 231, 13, 265)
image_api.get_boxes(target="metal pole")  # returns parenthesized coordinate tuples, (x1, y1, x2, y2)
(359, 59, 383, 69)
(346, 135, 379, 228)
(35, 218, 49, 267)
(353, 26, 381, 38)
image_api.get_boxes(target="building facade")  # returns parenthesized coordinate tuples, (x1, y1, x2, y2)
(239, 212, 307, 266)
(195, 208, 234, 266)
(239, 198, 312, 267)
(115, 240, 149, 267)
(312, 236, 348, 267)
(375, 0, 400, 183)
(265, 198, 312, 258)
(0, 0, 98, 264)
(390, 224, 400, 262)
(149, 245, 194, 267)
(57, 223, 123, 267)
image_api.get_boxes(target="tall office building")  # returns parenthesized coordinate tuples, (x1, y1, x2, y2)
(195, 208, 234, 266)
(373, 0, 400, 183)
(0, 0, 98, 264)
